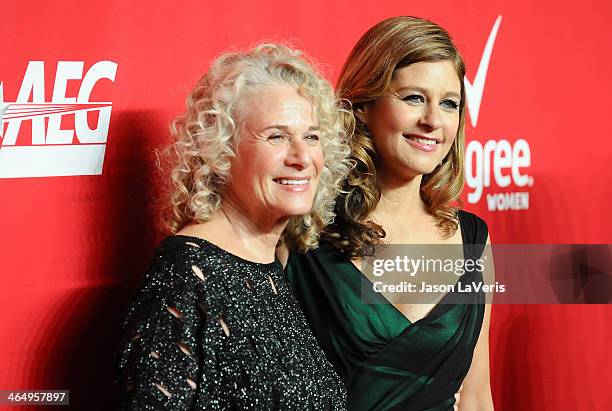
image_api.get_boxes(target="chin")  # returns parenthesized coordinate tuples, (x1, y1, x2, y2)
(275, 203, 315, 219)
(406, 159, 441, 176)
(421, 166, 440, 176)
(391, 163, 438, 180)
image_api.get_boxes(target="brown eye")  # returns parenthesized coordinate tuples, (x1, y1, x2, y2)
(304, 134, 320, 142)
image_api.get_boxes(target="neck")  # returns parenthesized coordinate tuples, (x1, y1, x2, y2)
(216, 199, 287, 263)
(372, 173, 428, 225)
(180, 195, 288, 264)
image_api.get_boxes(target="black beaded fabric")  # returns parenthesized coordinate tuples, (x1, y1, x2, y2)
(115, 235, 347, 410)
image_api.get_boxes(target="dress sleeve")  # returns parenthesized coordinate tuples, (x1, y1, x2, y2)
(115, 249, 224, 410)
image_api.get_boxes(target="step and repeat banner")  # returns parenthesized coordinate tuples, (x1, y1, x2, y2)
(1, 1, 610, 410)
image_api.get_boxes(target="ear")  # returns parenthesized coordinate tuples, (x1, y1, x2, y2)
(354, 104, 367, 125)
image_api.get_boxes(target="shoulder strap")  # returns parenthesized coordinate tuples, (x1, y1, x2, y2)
(458, 210, 489, 261)
(458, 210, 488, 245)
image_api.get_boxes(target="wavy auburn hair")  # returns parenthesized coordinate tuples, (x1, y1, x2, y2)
(325, 16, 467, 257)
(164, 44, 352, 252)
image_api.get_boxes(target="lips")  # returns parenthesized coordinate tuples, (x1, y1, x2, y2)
(403, 134, 441, 144)
(403, 134, 440, 153)
(272, 176, 312, 193)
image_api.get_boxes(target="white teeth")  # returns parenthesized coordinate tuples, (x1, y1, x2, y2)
(411, 137, 437, 145)
(277, 179, 308, 185)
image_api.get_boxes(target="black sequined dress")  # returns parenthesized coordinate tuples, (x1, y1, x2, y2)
(115, 235, 347, 410)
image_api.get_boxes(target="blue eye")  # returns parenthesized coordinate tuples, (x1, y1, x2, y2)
(403, 95, 425, 104)
(441, 99, 460, 111)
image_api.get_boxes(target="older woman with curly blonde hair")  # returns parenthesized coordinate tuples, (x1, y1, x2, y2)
(116, 44, 351, 410)
(285, 17, 494, 411)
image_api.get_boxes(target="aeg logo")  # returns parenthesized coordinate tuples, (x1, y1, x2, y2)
(0, 61, 117, 178)
(463, 16, 534, 211)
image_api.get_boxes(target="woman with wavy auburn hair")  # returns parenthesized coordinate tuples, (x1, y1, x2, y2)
(284, 17, 495, 410)
(115, 44, 351, 410)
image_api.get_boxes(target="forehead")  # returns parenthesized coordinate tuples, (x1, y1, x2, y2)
(390, 61, 461, 93)
(239, 84, 317, 127)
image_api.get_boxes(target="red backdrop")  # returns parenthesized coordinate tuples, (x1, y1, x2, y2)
(1, 1, 610, 410)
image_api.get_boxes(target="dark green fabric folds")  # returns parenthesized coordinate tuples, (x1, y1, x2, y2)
(286, 211, 487, 411)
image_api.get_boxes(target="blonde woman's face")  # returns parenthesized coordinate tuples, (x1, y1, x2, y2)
(226, 85, 323, 222)
(360, 60, 461, 183)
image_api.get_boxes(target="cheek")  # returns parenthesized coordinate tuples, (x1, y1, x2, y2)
(445, 113, 460, 137)
(442, 121, 459, 157)
(371, 104, 409, 133)
(312, 146, 324, 175)
(373, 133, 401, 157)
(250, 147, 285, 176)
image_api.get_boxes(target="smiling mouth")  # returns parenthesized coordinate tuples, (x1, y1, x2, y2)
(273, 178, 310, 186)
(404, 135, 440, 145)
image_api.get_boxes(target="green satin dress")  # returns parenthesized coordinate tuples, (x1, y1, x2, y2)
(286, 211, 488, 411)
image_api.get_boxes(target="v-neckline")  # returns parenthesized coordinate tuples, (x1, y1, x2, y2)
(344, 212, 468, 328)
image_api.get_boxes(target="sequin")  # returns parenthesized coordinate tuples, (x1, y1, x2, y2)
(115, 235, 347, 410)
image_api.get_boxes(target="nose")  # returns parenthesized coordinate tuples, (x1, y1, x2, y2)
(418, 104, 443, 131)
(285, 138, 313, 170)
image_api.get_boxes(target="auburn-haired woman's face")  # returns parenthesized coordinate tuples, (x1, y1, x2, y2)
(359, 60, 461, 183)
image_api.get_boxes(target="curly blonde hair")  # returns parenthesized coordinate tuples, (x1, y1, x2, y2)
(325, 16, 467, 257)
(164, 43, 352, 252)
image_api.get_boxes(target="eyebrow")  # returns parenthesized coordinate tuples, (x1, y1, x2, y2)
(262, 125, 321, 132)
(395, 86, 461, 100)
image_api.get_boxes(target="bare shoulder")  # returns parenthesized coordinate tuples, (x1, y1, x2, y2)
(175, 221, 229, 249)
(175, 223, 214, 240)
